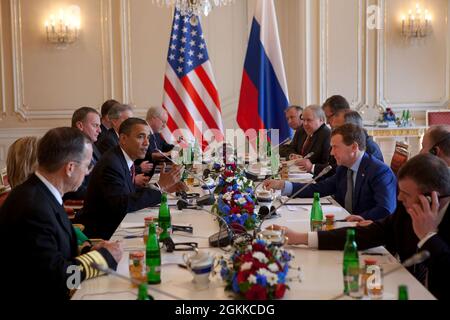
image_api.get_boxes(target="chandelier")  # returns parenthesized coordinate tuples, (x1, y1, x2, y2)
(152, 0, 235, 17)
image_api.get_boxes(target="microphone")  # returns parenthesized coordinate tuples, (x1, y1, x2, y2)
(173, 196, 236, 249)
(254, 165, 333, 236)
(329, 250, 431, 300)
(401, 250, 431, 268)
(90, 262, 184, 300)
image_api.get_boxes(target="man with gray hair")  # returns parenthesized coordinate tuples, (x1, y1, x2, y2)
(144, 106, 175, 163)
(291, 105, 331, 166)
(96, 103, 134, 155)
(96, 104, 153, 186)
(420, 125, 450, 166)
(279, 105, 305, 158)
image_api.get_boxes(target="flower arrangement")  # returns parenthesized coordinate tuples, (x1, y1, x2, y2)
(217, 239, 293, 300)
(214, 163, 254, 195)
(216, 191, 257, 231)
(212, 163, 258, 230)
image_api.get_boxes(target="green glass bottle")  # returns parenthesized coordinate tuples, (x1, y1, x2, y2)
(146, 222, 161, 284)
(398, 285, 409, 300)
(137, 283, 153, 300)
(310, 193, 324, 232)
(158, 193, 172, 241)
(343, 228, 361, 298)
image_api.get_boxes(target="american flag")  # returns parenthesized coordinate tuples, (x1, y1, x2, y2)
(161, 10, 223, 148)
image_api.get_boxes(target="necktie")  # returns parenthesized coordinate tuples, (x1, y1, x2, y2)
(301, 135, 312, 156)
(130, 164, 136, 184)
(345, 169, 353, 213)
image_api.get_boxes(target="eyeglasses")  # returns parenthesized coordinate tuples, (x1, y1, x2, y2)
(161, 237, 198, 253)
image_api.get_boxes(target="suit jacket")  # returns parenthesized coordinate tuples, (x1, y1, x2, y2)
(297, 124, 331, 164)
(317, 203, 450, 300)
(366, 133, 384, 163)
(279, 127, 304, 158)
(292, 153, 397, 220)
(313, 131, 384, 179)
(0, 174, 116, 300)
(96, 128, 119, 155)
(82, 146, 162, 239)
(63, 144, 102, 201)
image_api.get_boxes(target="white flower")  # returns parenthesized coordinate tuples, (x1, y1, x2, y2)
(268, 263, 279, 273)
(248, 274, 258, 284)
(267, 273, 279, 286)
(226, 177, 234, 183)
(240, 262, 252, 271)
(252, 252, 268, 264)
(236, 214, 241, 218)
(247, 245, 253, 251)
(237, 197, 247, 205)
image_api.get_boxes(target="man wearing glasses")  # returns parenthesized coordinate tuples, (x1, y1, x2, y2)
(144, 106, 175, 163)
(64, 107, 102, 201)
(322, 95, 350, 126)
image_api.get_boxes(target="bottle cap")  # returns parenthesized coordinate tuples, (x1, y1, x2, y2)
(364, 259, 377, 266)
(325, 214, 335, 219)
(130, 251, 144, 259)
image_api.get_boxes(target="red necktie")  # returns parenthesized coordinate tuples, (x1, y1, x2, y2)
(301, 135, 312, 156)
(130, 164, 136, 184)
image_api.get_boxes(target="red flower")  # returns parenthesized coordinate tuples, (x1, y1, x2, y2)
(237, 270, 251, 284)
(274, 284, 286, 299)
(231, 206, 241, 214)
(245, 285, 267, 300)
(252, 243, 266, 252)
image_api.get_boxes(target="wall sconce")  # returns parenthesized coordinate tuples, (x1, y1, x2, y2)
(401, 3, 432, 38)
(44, 5, 81, 46)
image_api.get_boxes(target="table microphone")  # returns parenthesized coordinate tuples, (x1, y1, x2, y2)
(90, 262, 183, 300)
(329, 250, 431, 300)
(254, 165, 333, 237)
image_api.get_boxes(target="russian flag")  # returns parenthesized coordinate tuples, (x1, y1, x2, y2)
(236, 0, 290, 142)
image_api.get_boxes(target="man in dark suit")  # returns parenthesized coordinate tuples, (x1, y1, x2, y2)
(0, 128, 122, 300)
(82, 118, 185, 240)
(290, 105, 331, 165)
(322, 94, 350, 125)
(273, 154, 450, 300)
(279, 105, 304, 158)
(298, 110, 384, 178)
(265, 124, 397, 221)
(64, 107, 102, 201)
(96, 103, 133, 155)
(142, 106, 175, 164)
(98, 99, 119, 142)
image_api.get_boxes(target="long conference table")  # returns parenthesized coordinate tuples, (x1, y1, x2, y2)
(72, 186, 435, 300)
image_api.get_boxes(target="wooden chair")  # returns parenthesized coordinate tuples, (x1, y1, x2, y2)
(390, 142, 410, 175)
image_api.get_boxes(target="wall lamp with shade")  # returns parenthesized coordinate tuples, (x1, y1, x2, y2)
(44, 5, 81, 47)
(401, 3, 432, 38)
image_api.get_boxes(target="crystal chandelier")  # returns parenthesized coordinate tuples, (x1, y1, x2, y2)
(152, 0, 235, 17)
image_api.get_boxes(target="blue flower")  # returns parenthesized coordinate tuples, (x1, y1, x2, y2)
(233, 194, 243, 200)
(256, 239, 266, 246)
(221, 267, 230, 279)
(227, 186, 233, 192)
(245, 188, 253, 194)
(232, 274, 240, 293)
(281, 251, 291, 262)
(283, 264, 289, 274)
(277, 272, 286, 284)
(222, 205, 231, 214)
(231, 214, 239, 223)
(256, 274, 267, 287)
(224, 216, 231, 224)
